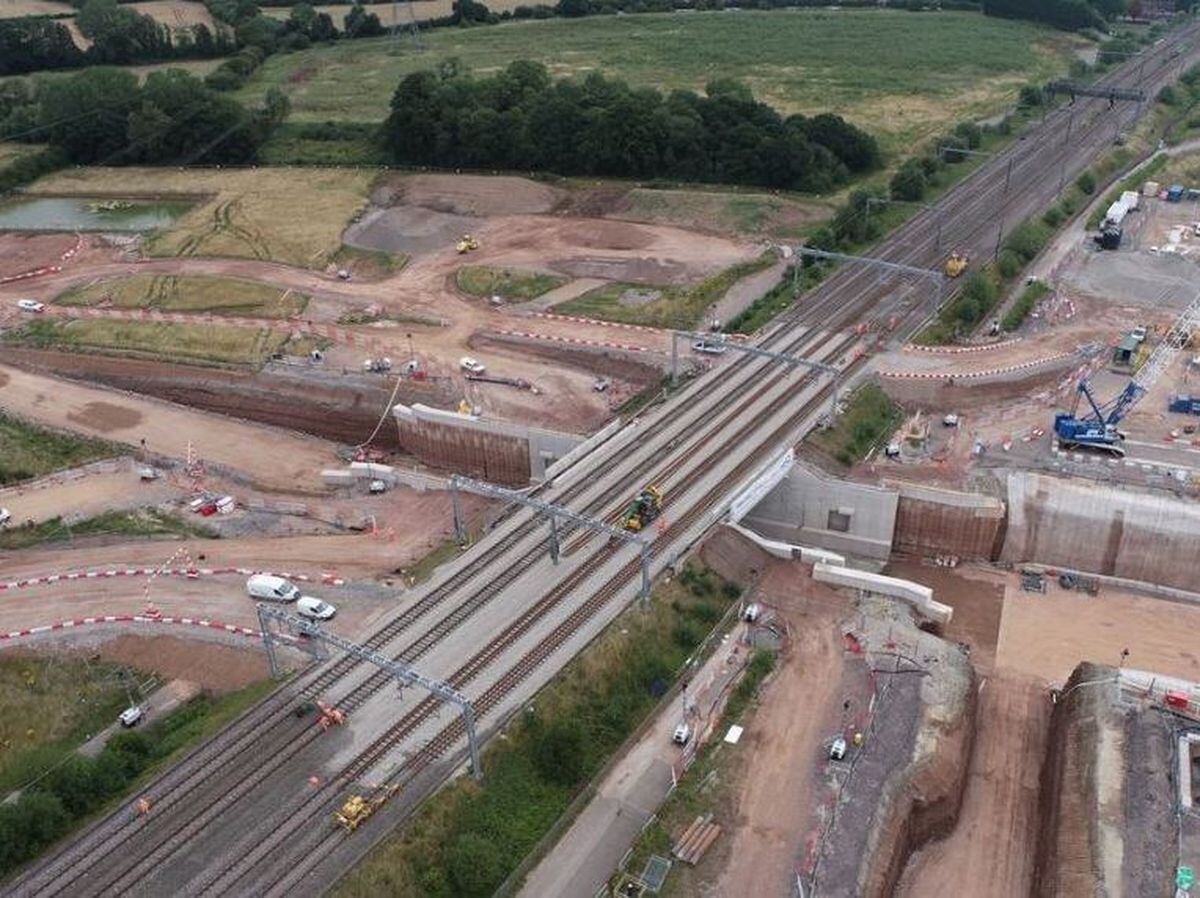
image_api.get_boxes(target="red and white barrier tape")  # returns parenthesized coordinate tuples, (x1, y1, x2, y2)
(493, 329, 651, 353)
(0, 568, 344, 593)
(879, 352, 1071, 380)
(903, 337, 1021, 354)
(521, 311, 665, 334)
(0, 613, 290, 642)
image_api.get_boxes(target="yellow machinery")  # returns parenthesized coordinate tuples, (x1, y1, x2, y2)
(622, 485, 663, 532)
(333, 784, 399, 832)
(456, 234, 480, 254)
(943, 251, 969, 278)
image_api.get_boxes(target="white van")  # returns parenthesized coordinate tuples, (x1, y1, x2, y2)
(246, 574, 301, 603)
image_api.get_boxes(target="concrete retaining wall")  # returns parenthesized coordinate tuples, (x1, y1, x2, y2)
(741, 463, 898, 561)
(393, 403, 584, 485)
(1002, 471, 1200, 592)
(889, 481, 1006, 560)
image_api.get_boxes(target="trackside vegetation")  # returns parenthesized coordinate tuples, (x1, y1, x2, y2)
(810, 382, 904, 466)
(385, 61, 880, 192)
(335, 565, 742, 898)
(0, 683, 274, 878)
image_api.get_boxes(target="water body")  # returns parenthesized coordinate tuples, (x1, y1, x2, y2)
(0, 196, 193, 232)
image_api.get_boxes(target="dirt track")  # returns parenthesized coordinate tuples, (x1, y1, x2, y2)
(0, 363, 338, 494)
(897, 670, 1048, 898)
(715, 567, 848, 894)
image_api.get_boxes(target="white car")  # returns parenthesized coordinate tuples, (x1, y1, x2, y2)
(296, 596, 337, 621)
(368, 479, 387, 494)
(119, 706, 144, 728)
(829, 735, 848, 761)
(692, 339, 727, 355)
(246, 574, 301, 603)
(17, 299, 45, 313)
(0, 508, 10, 527)
(460, 356, 486, 375)
(672, 722, 691, 745)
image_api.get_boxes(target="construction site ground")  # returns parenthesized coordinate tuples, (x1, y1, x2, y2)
(887, 559, 1200, 896)
(1, 172, 768, 440)
(864, 176, 1200, 494)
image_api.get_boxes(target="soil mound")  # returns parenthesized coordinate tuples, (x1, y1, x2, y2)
(385, 174, 565, 217)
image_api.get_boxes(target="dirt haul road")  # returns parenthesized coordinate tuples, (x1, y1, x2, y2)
(0, 364, 337, 494)
(713, 564, 850, 895)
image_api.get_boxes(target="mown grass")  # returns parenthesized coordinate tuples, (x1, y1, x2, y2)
(809, 381, 903, 466)
(455, 266, 566, 301)
(557, 253, 774, 329)
(56, 274, 309, 319)
(335, 565, 740, 898)
(0, 412, 117, 486)
(7, 318, 290, 369)
(236, 10, 1081, 155)
(29, 167, 374, 268)
(0, 509, 216, 550)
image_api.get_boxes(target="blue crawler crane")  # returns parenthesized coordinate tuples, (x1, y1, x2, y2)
(1053, 379, 1145, 456)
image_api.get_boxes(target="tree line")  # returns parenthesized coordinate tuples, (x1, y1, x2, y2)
(383, 61, 880, 192)
(0, 0, 389, 77)
(982, 0, 1195, 30)
(1, 66, 288, 167)
(1, 0, 234, 76)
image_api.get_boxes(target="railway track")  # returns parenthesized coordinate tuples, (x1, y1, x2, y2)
(6, 24, 1197, 897)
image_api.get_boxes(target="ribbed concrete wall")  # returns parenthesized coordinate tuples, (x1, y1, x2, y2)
(395, 405, 530, 485)
(890, 481, 1007, 560)
(1003, 472, 1200, 591)
(393, 403, 585, 485)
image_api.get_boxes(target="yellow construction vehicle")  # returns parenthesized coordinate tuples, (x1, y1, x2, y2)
(333, 784, 399, 832)
(622, 485, 663, 532)
(943, 251, 969, 279)
(456, 234, 480, 254)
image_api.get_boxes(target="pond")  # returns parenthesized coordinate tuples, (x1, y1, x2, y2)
(0, 196, 194, 232)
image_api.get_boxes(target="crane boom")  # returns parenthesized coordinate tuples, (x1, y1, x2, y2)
(1054, 287, 1200, 455)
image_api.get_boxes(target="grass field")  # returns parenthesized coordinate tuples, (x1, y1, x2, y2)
(237, 10, 1083, 153)
(808, 381, 903, 465)
(57, 274, 309, 319)
(0, 143, 47, 168)
(617, 187, 830, 239)
(557, 253, 774, 329)
(0, 509, 215, 550)
(0, 411, 116, 486)
(0, 0, 74, 17)
(0, 655, 130, 794)
(30, 167, 374, 268)
(8, 318, 291, 368)
(455, 265, 566, 301)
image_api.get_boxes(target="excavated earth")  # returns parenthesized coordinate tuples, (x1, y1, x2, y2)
(811, 595, 977, 897)
(1032, 662, 1177, 898)
(1, 348, 458, 448)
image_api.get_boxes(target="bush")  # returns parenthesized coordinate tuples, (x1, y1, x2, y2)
(954, 121, 983, 150)
(1042, 205, 1065, 227)
(447, 832, 506, 897)
(890, 160, 928, 201)
(1002, 280, 1049, 331)
(1003, 220, 1051, 263)
(530, 718, 588, 787)
(996, 249, 1023, 280)
(1075, 170, 1097, 195)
